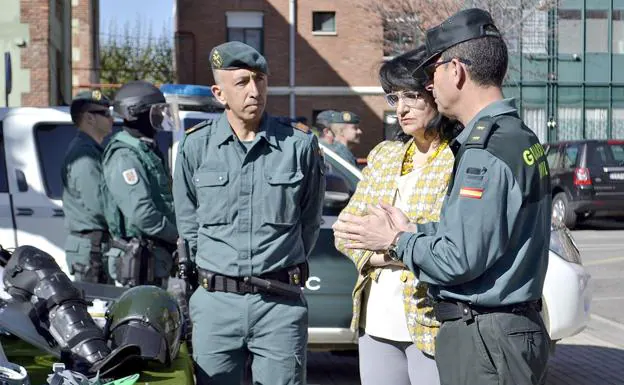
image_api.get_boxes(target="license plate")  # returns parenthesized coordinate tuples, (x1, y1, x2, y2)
(609, 172, 624, 180)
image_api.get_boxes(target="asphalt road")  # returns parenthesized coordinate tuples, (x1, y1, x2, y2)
(305, 219, 624, 385)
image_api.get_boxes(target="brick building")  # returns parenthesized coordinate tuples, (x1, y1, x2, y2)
(175, 0, 390, 157)
(0, 0, 99, 107)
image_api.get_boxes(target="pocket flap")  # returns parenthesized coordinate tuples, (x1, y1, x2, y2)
(194, 171, 229, 187)
(266, 170, 304, 185)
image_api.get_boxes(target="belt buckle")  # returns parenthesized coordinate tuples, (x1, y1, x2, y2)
(458, 302, 474, 322)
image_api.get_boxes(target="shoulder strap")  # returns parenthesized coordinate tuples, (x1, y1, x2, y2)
(447, 115, 501, 194)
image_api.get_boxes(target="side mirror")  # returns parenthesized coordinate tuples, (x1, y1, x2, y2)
(324, 191, 350, 208)
(323, 173, 352, 214)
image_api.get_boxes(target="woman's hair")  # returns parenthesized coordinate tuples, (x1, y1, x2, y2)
(378, 46, 461, 143)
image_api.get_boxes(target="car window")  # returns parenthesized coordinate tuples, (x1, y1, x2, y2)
(36, 124, 173, 199)
(322, 154, 358, 216)
(546, 145, 561, 169)
(182, 118, 208, 130)
(588, 142, 624, 167)
(0, 122, 8, 193)
(563, 145, 579, 168)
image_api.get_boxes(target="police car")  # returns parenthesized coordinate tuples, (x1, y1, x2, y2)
(0, 84, 591, 350)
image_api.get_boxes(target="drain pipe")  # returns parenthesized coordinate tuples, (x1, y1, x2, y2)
(289, 0, 296, 119)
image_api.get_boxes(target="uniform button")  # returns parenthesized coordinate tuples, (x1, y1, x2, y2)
(218, 176, 223, 181)
(463, 308, 468, 314)
(195, 178, 199, 183)
(267, 176, 272, 180)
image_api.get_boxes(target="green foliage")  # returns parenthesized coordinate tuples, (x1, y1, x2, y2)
(99, 20, 174, 99)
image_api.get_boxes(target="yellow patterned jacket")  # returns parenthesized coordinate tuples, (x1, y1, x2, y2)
(335, 138, 454, 356)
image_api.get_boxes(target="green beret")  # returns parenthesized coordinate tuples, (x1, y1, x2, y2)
(331, 111, 360, 124)
(316, 110, 336, 124)
(209, 41, 269, 74)
(71, 89, 111, 108)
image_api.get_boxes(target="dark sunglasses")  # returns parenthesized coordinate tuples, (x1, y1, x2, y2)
(424, 57, 472, 79)
(88, 109, 112, 118)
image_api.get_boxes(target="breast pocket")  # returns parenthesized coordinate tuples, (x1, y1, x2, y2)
(263, 170, 304, 225)
(194, 171, 230, 225)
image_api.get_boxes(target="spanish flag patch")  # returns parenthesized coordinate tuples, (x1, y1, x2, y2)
(459, 187, 484, 199)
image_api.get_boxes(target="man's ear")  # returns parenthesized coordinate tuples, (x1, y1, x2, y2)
(451, 59, 466, 89)
(211, 84, 227, 107)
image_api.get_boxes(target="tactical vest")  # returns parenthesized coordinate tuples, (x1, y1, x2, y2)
(102, 130, 175, 239)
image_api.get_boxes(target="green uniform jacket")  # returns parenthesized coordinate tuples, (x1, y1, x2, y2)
(102, 130, 178, 244)
(395, 99, 552, 306)
(173, 113, 325, 277)
(61, 131, 108, 232)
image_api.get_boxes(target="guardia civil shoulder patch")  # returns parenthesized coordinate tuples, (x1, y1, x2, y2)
(122, 168, 139, 185)
(459, 187, 483, 199)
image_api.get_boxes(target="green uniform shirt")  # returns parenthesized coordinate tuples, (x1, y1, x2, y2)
(173, 113, 325, 277)
(395, 99, 552, 306)
(61, 131, 108, 232)
(329, 142, 358, 167)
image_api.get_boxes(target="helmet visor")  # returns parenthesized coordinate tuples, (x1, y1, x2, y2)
(149, 103, 179, 131)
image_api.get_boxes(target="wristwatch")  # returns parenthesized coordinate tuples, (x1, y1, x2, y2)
(386, 231, 404, 262)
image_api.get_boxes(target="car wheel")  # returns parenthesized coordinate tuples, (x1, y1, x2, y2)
(552, 192, 577, 229)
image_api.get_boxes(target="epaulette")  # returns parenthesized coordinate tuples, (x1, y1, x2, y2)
(184, 120, 212, 135)
(291, 121, 311, 134)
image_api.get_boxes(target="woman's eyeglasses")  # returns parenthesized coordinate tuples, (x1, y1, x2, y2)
(384, 91, 425, 109)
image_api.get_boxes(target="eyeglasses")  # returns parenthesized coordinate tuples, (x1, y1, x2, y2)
(384, 91, 426, 109)
(89, 108, 112, 118)
(424, 57, 472, 80)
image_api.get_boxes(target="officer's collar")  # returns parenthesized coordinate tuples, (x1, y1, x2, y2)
(215, 112, 276, 147)
(77, 130, 102, 149)
(454, 98, 518, 146)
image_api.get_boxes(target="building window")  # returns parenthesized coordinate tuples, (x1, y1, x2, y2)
(587, 10, 609, 53)
(558, 9, 582, 55)
(313, 12, 336, 34)
(523, 108, 547, 143)
(586, 108, 608, 139)
(557, 107, 582, 140)
(613, 109, 624, 138)
(226, 12, 264, 54)
(522, 10, 547, 54)
(613, 10, 624, 54)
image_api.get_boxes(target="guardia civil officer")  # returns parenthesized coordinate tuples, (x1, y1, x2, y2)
(333, 8, 552, 385)
(173, 41, 325, 385)
(102, 80, 178, 287)
(62, 89, 114, 283)
(327, 110, 362, 166)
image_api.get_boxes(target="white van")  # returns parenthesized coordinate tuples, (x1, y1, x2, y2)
(0, 85, 223, 274)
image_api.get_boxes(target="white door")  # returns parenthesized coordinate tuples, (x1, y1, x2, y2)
(0, 123, 16, 252)
(4, 109, 73, 273)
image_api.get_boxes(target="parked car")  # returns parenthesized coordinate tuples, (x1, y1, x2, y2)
(545, 139, 624, 229)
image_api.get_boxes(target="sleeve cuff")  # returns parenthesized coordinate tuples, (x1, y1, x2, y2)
(395, 231, 412, 262)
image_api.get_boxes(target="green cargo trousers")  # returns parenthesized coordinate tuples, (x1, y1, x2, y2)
(189, 288, 308, 385)
(434, 308, 550, 385)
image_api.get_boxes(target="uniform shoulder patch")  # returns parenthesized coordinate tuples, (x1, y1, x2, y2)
(291, 121, 310, 134)
(122, 168, 139, 185)
(185, 120, 212, 135)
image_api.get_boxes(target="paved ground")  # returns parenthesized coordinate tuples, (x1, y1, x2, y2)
(305, 220, 624, 385)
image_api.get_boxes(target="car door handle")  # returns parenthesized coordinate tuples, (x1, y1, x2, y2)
(53, 209, 64, 217)
(16, 208, 33, 216)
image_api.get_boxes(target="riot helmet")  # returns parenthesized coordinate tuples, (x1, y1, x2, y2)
(104, 285, 182, 365)
(113, 81, 176, 131)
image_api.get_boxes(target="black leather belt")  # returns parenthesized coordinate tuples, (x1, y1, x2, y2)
(197, 265, 306, 298)
(434, 299, 542, 323)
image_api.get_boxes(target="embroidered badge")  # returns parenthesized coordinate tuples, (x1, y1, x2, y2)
(459, 187, 483, 199)
(122, 168, 139, 185)
(91, 90, 102, 101)
(342, 112, 352, 122)
(212, 50, 223, 68)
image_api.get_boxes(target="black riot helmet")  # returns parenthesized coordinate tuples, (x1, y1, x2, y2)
(113, 81, 176, 131)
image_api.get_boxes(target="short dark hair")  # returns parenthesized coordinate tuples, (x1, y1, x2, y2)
(441, 32, 508, 87)
(70, 101, 91, 124)
(379, 46, 460, 144)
